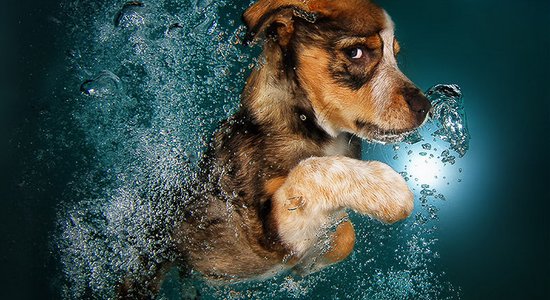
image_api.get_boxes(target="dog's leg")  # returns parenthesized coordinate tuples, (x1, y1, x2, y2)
(272, 156, 413, 266)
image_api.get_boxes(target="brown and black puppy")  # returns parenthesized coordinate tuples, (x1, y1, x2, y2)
(119, 0, 431, 298)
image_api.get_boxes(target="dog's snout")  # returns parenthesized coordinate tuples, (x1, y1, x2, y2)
(403, 86, 431, 125)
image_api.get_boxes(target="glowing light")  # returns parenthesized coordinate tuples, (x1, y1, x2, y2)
(406, 151, 445, 189)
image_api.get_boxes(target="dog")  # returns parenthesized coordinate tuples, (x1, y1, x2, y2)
(118, 0, 431, 298)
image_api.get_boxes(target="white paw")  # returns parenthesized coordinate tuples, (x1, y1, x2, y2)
(359, 161, 414, 223)
(280, 157, 414, 225)
(273, 157, 414, 257)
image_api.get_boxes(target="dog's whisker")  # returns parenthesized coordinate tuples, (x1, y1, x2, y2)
(300, 54, 318, 59)
(347, 134, 355, 146)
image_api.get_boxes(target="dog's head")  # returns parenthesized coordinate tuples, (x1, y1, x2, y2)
(243, 0, 431, 143)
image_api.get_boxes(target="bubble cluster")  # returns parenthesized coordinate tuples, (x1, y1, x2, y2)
(55, 0, 249, 298)
(114, 1, 146, 28)
(80, 70, 122, 96)
(404, 84, 470, 157)
(360, 84, 470, 299)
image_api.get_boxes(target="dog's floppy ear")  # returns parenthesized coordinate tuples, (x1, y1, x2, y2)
(242, 0, 325, 47)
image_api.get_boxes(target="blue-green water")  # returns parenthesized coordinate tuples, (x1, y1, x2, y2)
(1, 0, 549, 299)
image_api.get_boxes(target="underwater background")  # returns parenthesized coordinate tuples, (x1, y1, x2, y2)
(1, 0, 549, 299)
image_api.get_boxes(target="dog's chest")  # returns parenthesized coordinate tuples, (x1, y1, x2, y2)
(321, 133, 357, 157)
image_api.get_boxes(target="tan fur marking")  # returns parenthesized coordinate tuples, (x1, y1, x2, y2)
(264, 177, 287, 196)
(244, 0, 308, 30)
(366, 34, 383, 49)
(323, 220, 356, 263)
(297, 46, 369, 135)
(393, 38, 401, 55)
(275, 15, 295, 47)
(334, 35, 382, 49)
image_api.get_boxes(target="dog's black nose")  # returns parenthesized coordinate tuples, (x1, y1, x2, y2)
(403, 86, 431, 125)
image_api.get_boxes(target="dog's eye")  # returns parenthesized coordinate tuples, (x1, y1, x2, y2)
(345, 47, 364, 60)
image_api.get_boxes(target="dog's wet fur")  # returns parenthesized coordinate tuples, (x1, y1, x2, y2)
(117, 0, 431, 298)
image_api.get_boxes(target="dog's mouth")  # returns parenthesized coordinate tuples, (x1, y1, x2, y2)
(354, 120, 419, 144)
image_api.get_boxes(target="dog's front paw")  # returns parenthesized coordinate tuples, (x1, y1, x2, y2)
(278, 157, 414, 225)
(273, 157, 414, 259)
(356, 160, 414, 223)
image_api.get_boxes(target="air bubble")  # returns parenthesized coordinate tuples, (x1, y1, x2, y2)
(404, 131, 423, 144)
(440, 150, 456, 164)
(415, 213, 428, 225)
(80, 70, 122, 97)
(166, 23, 184, 36)
(420, 189, 434, 196)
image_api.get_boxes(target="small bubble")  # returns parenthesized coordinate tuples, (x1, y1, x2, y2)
(166, 23, 183, 36)
(420, 189, 434, 196)
(404, 131, 423, 144)
(80, 70, 122, 96)
(441, 155, 456, 165)
(421, 143, 432, 150)
(415, 213, 428, 225)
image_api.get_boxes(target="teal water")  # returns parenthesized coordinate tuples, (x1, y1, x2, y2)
(1, 0, 549, 299)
